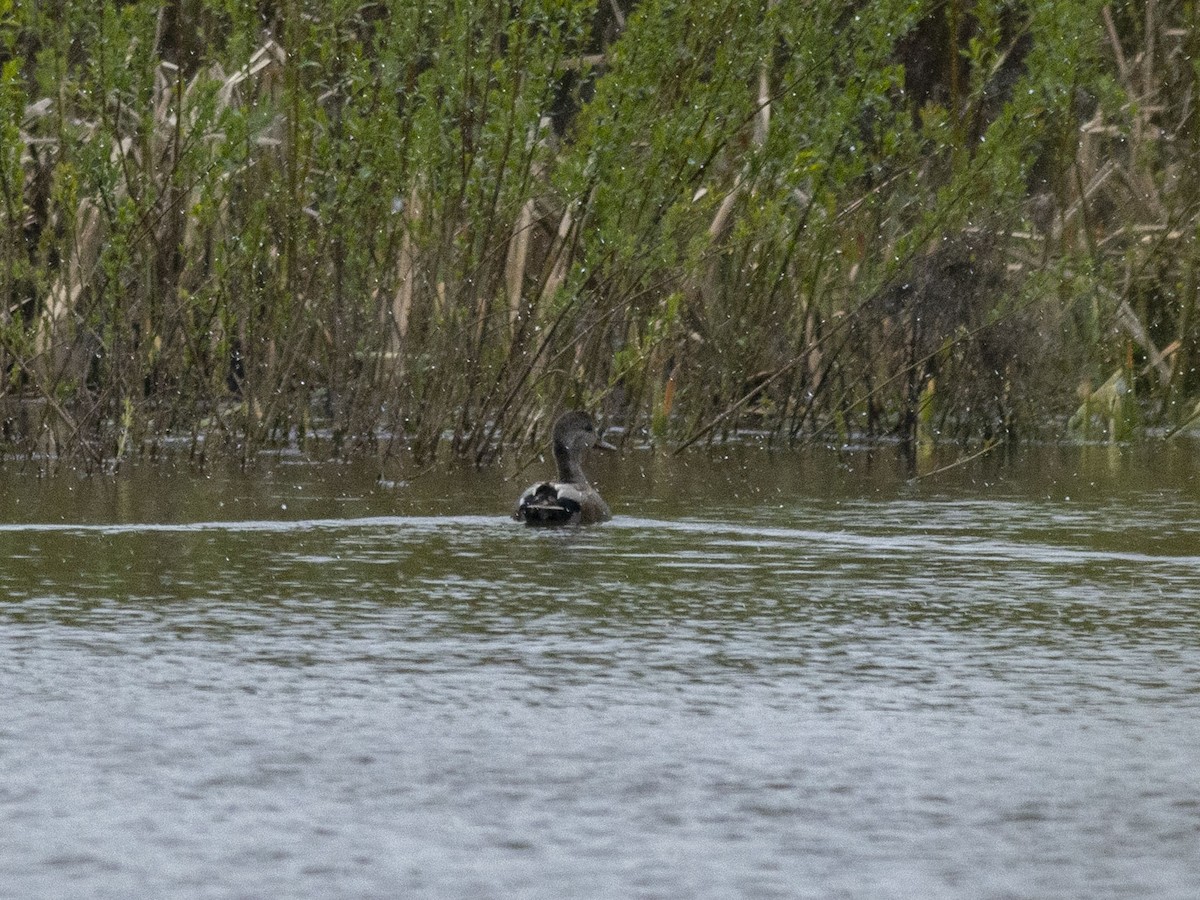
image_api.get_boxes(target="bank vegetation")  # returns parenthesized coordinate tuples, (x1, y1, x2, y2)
(1, 0, 1197, 467)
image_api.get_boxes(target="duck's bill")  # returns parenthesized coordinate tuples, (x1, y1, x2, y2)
(595, 437, 617, 452)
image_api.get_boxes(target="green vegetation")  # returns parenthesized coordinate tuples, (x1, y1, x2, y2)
(1, 0, 1197, 466)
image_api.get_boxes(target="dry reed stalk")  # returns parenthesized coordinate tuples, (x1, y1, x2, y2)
(505, 198, 536, 326)
(37, 199, 103, 380)
(391, 183, 422, 347)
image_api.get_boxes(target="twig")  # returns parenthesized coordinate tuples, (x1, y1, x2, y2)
(907, 440, 999, 481)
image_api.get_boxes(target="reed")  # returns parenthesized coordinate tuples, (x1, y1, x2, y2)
(0, 0, 1195, 467)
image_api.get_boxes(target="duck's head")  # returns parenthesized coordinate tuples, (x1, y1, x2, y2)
(552, 411, 616, 458)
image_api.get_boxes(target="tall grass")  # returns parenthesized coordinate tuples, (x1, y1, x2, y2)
(0, 0, 1196, 467)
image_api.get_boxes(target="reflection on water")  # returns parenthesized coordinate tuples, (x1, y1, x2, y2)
(2, 444, 1200, 898)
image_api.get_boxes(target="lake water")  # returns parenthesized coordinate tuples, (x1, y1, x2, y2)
(2, 442, 1199, 898)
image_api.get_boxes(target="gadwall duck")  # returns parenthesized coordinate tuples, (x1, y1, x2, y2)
(513, 411, 615, 525)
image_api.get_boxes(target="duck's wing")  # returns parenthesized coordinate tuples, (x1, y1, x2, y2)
(576, 489, 612, 525)
(514, 482, 584, 525)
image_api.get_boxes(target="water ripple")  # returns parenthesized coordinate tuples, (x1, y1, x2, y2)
(3, 462, 1200, 899)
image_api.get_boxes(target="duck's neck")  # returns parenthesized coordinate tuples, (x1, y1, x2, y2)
(554, 443, 587, 485)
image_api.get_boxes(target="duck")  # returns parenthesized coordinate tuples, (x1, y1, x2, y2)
(513, 411, 615, 525)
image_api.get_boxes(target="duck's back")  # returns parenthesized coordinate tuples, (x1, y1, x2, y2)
(514, 481, 610, 526)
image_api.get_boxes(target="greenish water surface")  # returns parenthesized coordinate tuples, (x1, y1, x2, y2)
(2, 443, 1199, 898)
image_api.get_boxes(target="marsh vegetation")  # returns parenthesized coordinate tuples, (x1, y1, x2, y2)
(1, 0, 1197, 466)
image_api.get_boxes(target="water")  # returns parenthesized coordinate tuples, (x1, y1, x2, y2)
(2, 444, 1199, 898)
